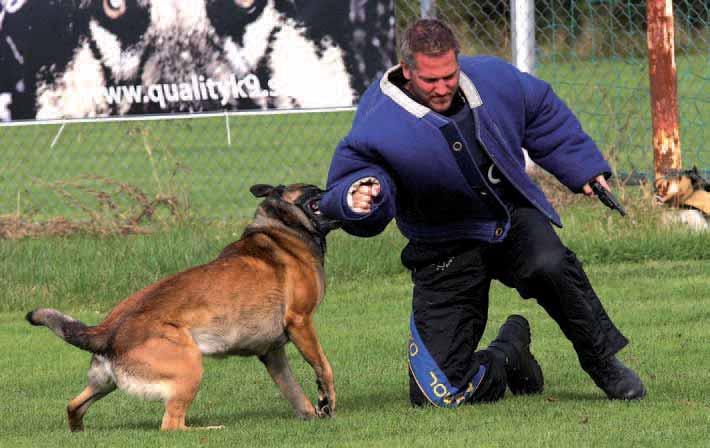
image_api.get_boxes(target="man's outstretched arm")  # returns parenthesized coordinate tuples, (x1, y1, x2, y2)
(320, 137, 396, 237)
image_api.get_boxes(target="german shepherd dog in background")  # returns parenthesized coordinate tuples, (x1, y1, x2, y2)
(26, 183, 341, 431)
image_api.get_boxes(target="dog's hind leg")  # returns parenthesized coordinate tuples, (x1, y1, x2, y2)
(285, 316, 336, 417)
(259, 345, 317, 419)
(158, 347, 203, 431)
(134, 341, 202, 431)
(116, 328, 203, 431)
(67, 355, 117, 432)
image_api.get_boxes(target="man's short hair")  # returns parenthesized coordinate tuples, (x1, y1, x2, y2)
(400, 19, 460, 68)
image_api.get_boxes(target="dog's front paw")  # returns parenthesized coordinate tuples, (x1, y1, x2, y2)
(316, 397, 334, 418)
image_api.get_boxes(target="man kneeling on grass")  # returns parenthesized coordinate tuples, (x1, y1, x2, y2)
(319, 18, 645, 407)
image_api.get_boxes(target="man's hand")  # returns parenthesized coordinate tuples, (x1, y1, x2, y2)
(585, 175, 627, 216)
(583, 174, 610, 196)
(349, 179, 381, 214)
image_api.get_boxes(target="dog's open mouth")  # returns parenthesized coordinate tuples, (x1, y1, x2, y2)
(303, 196, 341, 233)
(309, 200, 322, 216)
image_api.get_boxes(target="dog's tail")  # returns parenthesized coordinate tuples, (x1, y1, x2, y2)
(26, 308, 109, 353)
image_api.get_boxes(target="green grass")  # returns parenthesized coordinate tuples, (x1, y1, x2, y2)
(0, 53, 708, 446)
(1, 201, 709, 447)
(1, 111, 353, 220)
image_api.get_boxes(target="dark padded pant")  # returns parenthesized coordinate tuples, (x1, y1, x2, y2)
(403, 205, 628, 406)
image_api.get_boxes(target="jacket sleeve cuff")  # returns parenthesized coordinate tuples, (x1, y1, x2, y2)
(321, 170, 395, 237)
(346, 177, 380, 212)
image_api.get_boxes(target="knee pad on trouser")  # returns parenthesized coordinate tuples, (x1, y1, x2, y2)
(408, 351, 507, 407)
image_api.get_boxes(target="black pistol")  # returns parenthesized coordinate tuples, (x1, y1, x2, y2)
(590, 180, 626, 217)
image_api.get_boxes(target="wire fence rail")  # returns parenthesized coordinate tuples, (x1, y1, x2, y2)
(1, 1, 707, 223)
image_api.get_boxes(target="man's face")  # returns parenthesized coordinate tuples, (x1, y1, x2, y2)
(401, 49, 459, 113)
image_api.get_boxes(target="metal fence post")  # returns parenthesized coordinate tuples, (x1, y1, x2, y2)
(647, 0, 682, 199)
(511, 0, 536, 172)
(419, 0, 436, 19)
(511, 0, 536, 75)
(420, 0, 435, 18)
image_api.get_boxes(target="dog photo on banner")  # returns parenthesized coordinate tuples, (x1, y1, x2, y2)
(0, 0, 396, 121)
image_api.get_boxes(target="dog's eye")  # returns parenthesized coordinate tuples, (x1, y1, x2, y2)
(103, 0, 126, 19)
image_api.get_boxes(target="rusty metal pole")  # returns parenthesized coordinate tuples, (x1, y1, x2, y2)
(646, 0, 682, 202)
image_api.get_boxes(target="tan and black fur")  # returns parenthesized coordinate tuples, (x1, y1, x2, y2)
(26, 183, 341, 431)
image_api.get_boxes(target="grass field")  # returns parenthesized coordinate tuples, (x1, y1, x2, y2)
(1, 198, 709, 447)
(0, 111, 353, 220)
(1, 53, 708, 446)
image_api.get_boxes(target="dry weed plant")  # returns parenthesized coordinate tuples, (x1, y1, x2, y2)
(1, 127, 190, 240)
(0, 175, 188, 240)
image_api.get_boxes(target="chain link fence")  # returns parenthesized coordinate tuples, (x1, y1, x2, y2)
(1, 1, 708, 224)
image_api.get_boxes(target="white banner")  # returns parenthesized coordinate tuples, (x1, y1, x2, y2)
(0, 0, 395, 122)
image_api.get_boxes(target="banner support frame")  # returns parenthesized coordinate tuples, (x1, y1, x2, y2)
(50, 121, 66, 149)
(224, 111, 232, 146)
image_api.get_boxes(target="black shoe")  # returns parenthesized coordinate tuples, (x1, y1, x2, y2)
(408, 369, 429, 407)
(488, 315, 544, 395)
(582, 355, 646, 400)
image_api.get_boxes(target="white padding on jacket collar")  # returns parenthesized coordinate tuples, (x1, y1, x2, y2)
(379, 65, 484, 119)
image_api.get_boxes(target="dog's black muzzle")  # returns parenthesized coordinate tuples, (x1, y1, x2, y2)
(297, 189, 342, 235)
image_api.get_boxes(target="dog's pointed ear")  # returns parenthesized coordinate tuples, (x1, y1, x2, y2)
(250, 184, 274, 198)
